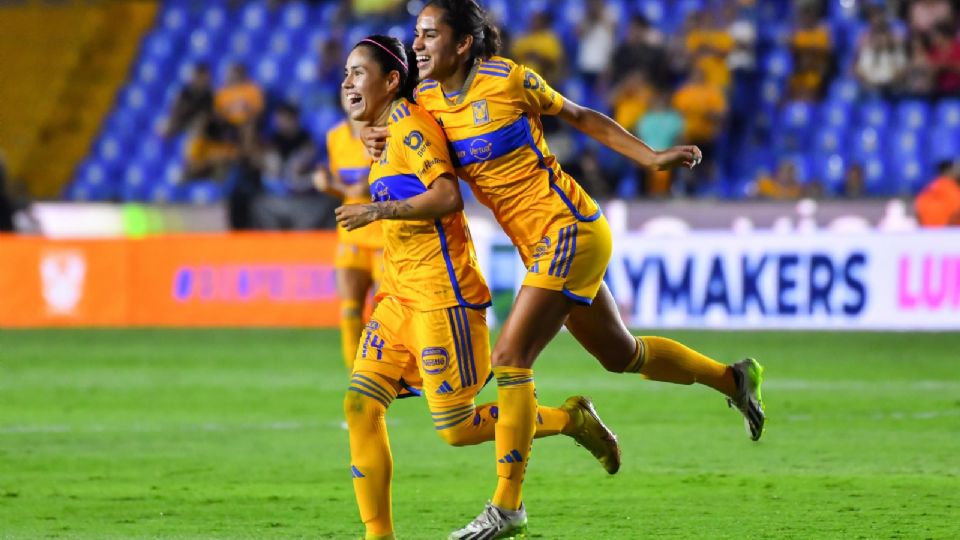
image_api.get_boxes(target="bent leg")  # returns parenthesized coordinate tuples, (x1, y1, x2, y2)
(433, 401, 572, 447)
(344, 371, 401, 539)
(566, 282, 736, 397)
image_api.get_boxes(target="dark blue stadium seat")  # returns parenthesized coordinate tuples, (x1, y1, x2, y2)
(930, 125, 960, 163)
(861, 155, 891, 195)
(776, 101, 815, 151)
(814, 125, 846, 155)
(857, 100, 891, 129)
(934, 99, 960, 129)
(849, 126, 883, 161)
(813, 152, 846, 195)
(888, 155, 929, 195)
(826, 77, 859, 104)
(819, 99, 853, 129)
(896, 100, 931, 131)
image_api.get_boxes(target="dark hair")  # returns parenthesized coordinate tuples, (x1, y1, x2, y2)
(276, 102, 300, 117)
(425, 0, 501, 62)
(354, 34, 419, 101)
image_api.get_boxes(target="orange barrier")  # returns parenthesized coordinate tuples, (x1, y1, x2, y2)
(0, 233, 340, 327)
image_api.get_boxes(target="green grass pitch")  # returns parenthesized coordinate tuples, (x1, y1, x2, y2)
(1, 329, 958, 539)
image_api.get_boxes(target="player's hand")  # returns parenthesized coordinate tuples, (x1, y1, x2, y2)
(312, 168, 332, 192)
(360, 126, 390, 160)
(654, 145, 702, 170)
(335, 203, 377, 231)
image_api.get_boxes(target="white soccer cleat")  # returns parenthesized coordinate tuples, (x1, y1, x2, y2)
(448, 502, 528, 540)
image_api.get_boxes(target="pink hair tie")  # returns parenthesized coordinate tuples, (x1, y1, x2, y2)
(360, 38, 408, 73)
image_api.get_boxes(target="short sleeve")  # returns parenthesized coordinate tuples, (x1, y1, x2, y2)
(514, 64, 564, 116)
(397, 111, 455, 187)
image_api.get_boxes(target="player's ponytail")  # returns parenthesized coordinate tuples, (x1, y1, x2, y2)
(353, 35, 420, 101)
(426, 0, 501, 62)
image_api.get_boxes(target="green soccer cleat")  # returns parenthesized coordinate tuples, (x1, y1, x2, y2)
(560, 396, 621, 474)
(448, 502, 528, 540)
(728, 358, 765, 441)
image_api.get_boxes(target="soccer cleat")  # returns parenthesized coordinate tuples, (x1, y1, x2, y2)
(448, 502, 528, 540)
(727, 358, 765, 441)
(560, 396, 621, 474)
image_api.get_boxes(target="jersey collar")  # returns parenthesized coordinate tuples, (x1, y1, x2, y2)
(443, 59, 480, 107)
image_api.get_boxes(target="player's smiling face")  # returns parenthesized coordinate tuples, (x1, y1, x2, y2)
(413, 6, 469, 83)
(342, 46, 397, 124)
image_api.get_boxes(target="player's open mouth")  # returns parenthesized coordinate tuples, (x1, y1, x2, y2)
(416, 55, 430, 70)
(346, 93, 363, 110)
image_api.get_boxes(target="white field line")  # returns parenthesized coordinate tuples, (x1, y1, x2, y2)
(0, 419, 384, 435)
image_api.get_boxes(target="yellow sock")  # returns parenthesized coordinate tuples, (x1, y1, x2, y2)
(340, 299, 363, 371)
(491, 366, 536, 511)
(630, 336, 737, 397)
(345, 372, 398, 538)
(432, 402, 570, 446)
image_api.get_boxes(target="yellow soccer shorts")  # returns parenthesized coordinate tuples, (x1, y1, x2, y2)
(352, 296, 491, 409)
(522, 214, 613, 305)
(335, 243, 384, 283)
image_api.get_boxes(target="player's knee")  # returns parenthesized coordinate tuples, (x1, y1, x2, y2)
(491, 343, 534, 369)
(435, 423, 471, 447)
(343, 390, 382, 426)
(340, 300, 362, 319)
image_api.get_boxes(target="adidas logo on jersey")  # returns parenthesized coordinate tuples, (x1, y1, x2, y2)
(436, 380, 455, 395)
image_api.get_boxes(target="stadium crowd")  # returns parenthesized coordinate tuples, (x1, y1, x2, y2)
(61, 0, 960, 228)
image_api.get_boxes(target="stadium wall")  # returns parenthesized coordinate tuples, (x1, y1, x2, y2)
(1, 229, 958, 330)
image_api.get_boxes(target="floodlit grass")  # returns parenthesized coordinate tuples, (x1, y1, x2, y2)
(1, 329, 958, 539)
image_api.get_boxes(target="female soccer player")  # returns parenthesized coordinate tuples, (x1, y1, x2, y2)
(335, 34, 620, 540)
(360, 2, 766, 537)
(313, 102, 384, 371)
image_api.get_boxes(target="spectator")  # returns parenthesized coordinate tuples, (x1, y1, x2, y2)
(609, 71, 653, 134)
(908, 0, 955, 37)
(301, 37, 347, 114)
(215, 63, 265, 146)
(685, 7, 735, 90)
(254, 103, 335, 230)
(854, 17, 907, 97)
(160, 63, 213, 137)
(901, 33, 936, 96)
(842, 163, 866, 198)
(610, 14, 668, 88)
(672, 65, 727, 194)
(756, 159, 803, 199)
(788, 3, 832, 101)
(928, 22, 960, 96)
(635, 90, 684, 196)
(261, 103, 317, 194)
(576, 0, 616, 90)
(915, 160, 960, 226)
(184, 115, 238, 181)
(512, 10, 565, 84)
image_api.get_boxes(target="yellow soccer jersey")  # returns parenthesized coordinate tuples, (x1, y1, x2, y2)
(369, 99, 491, 311)
(326, 120, 383, 248)
(414, 56, 601, 265)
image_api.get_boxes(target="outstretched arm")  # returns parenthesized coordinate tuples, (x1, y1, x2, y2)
(335, 174, 462, 231)
(556, 98, 701, 170)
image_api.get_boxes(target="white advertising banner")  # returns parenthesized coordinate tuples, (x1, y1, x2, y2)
(599, 230, 960, 330)
(478, 228, 960, 331)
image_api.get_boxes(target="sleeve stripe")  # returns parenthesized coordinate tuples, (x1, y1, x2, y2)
(482, 60, 510, 70)
(478, 70, 509, 78)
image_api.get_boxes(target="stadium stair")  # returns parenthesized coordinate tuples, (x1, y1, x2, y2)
(3, 0, 157, 199)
